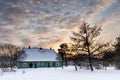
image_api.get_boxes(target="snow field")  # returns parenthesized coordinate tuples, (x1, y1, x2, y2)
(0, 66, 120, 80)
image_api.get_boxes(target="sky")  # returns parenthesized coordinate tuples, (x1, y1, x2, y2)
(0, 0, 120, 50)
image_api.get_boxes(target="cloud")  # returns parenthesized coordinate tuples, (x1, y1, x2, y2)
(0, 0, 119, 51)
(98, 12, 120, 42)
(85, 0, 117, 23)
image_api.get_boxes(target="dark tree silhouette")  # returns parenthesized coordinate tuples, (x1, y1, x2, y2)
(58, 43, 68, 66)
(113, 35, 120, 69)
(71, 21, 109, 71)
(103, 51, 115, 70)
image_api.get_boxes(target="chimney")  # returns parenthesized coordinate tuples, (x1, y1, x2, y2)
(40, 47, 42, 50)
(50, 47, 52, 50)
(28, 46, 30, 49)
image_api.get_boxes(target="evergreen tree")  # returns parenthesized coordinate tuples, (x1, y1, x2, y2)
(58, 43, 68, 66)
(113, 35, 120, 69)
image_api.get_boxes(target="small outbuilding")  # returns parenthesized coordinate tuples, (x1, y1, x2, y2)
(17, 48, 62, 68)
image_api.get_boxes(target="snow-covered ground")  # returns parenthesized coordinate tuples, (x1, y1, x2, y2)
(0, 66, 120, 80)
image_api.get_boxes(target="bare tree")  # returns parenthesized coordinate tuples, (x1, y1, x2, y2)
(0, 44, 21, 71)
(71, 21, 109, 71)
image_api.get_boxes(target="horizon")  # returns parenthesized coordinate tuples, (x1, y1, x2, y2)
(0, 0, 120, 51)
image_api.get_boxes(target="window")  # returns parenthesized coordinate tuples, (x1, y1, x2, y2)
(38, 62, 41, 66)
(41, 62, 44, 66)
(23, 62, 27, 67)
(55, 62, 60, 66)
(49, 62, 53, 66)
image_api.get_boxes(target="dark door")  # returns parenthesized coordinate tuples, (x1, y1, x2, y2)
(48, 63, 50, 67)
(29, 63, 33, 68)
(53, 62, 55, 67)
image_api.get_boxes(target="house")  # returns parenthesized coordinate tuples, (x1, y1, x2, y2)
(17, 47, 62, 68)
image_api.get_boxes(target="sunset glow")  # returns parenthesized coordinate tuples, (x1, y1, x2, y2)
(0, 0, 120, 50)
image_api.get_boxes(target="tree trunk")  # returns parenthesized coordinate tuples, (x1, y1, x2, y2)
(88, 54, 93, 71)
(85, 26, 94, 71)
(10, 59, 13, 71)
(62, 61, 64, 69)
(87, 45, 94, 71)
(64, 54, 67, 66)
(10, 66, 13, 71)
(74, 63, 78, 71)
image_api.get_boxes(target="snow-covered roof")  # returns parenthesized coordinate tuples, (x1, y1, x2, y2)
(19, 48, 60, 62)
